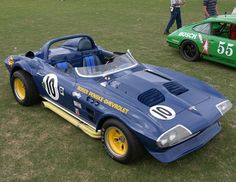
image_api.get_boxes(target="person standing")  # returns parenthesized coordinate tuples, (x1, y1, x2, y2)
(203, 0, 219, 18)
(164, 0, 185, 35)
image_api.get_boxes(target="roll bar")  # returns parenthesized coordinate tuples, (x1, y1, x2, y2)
(40, 34, 96, 61)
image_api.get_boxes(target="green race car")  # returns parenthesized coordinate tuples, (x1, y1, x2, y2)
(167, 15, 236, 68)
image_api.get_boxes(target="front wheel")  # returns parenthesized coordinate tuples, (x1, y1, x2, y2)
(101, 119, 143, 163)
(180, 40, 199, 61)
(11, 70, 39, 106)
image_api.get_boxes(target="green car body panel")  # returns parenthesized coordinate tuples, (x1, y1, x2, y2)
(167, 15, 236, 68)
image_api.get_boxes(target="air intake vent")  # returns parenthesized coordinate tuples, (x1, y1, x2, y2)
(138, 89, 165, 107)
(163, 81, 188, 96)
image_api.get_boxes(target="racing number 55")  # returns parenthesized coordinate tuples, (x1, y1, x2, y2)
(217, 41, 234, 57)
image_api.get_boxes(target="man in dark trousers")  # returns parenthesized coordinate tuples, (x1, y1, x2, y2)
(203, 0, 219, 18)
(164, 0, 185, 35)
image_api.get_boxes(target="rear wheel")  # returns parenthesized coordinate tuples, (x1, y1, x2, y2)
(11, 70, 39, 106)
(180, 40, 199, 61)
(101, 118, 143, 163)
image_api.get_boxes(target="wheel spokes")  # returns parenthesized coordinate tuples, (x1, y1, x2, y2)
(14, 78, 26, 100)
(185, 44, 196, 58)
(106, 127, 128, 156)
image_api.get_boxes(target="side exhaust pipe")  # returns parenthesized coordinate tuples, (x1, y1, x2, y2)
(42, 101, 101, 139)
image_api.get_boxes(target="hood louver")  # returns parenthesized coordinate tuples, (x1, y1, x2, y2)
(138, 88, 165, 107)
(163, 81, 188, 96)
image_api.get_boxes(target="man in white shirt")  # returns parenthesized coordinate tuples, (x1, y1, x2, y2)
(164, 0, 185, 35)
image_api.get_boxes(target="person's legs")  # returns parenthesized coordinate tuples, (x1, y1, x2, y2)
(176, 8, 182, 29)
(164, 9, 177, 34)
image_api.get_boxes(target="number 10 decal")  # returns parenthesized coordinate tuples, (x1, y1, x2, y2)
(217, 41, 234, 57)
(43, 74, 60, 100)
(150, 105, 176, 120)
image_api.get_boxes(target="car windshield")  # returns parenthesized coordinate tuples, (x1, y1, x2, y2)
(75, 50, 138, 77)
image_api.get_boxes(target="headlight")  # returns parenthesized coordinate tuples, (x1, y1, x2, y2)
(216, 100, 232, 116)
(8, 56, 14, 67)
(156, 125, 192, 148)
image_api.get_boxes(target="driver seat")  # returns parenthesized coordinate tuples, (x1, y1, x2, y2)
(230, 24, 236, 40)
(82, 54, 102, 74)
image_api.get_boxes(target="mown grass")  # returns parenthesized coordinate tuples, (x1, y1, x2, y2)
(0, 0, 235, 181)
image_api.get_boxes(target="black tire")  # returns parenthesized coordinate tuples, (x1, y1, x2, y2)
(101, 118, 143, 163)
(180, 40, 199, 61)
(11, 70, 39, 106)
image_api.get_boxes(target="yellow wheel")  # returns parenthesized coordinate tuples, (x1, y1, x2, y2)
(105, 127, 128, 157)
(11, 70, 39, 106)
(102, 119, 143, 163)
(14, 78, 26, 100)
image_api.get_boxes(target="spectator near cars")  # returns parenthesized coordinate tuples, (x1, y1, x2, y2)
(203, 0, 219, 18)
(164, 0, 185, 35)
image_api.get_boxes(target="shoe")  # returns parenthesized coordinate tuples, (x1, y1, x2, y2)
(164, 31, 170, 35)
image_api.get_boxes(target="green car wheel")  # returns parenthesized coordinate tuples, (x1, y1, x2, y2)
(180, 40, 199, 62)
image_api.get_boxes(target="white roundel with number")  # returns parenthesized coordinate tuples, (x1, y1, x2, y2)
(43, 74, 59, 100)
(149, 105, 176, 120)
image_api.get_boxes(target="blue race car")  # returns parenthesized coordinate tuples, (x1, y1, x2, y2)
(4, 34, 232, 163)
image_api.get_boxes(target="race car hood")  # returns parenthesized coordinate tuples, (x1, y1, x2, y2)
(105, 68, 224, 133)
(107, 68, 209, 111)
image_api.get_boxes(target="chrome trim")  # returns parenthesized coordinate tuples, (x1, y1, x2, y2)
(36, 72, 45, 77)
(74, 50, 138, 78)
(156, 124, 192, 143)
(156, 124, 196, 148)
(216, 100, 232, 116)
(75, 63, 137, 78)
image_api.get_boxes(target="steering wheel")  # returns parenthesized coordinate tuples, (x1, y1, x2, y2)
(104, 55, 116, 63)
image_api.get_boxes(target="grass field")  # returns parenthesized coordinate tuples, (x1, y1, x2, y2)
(0, 0, 236, 181)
